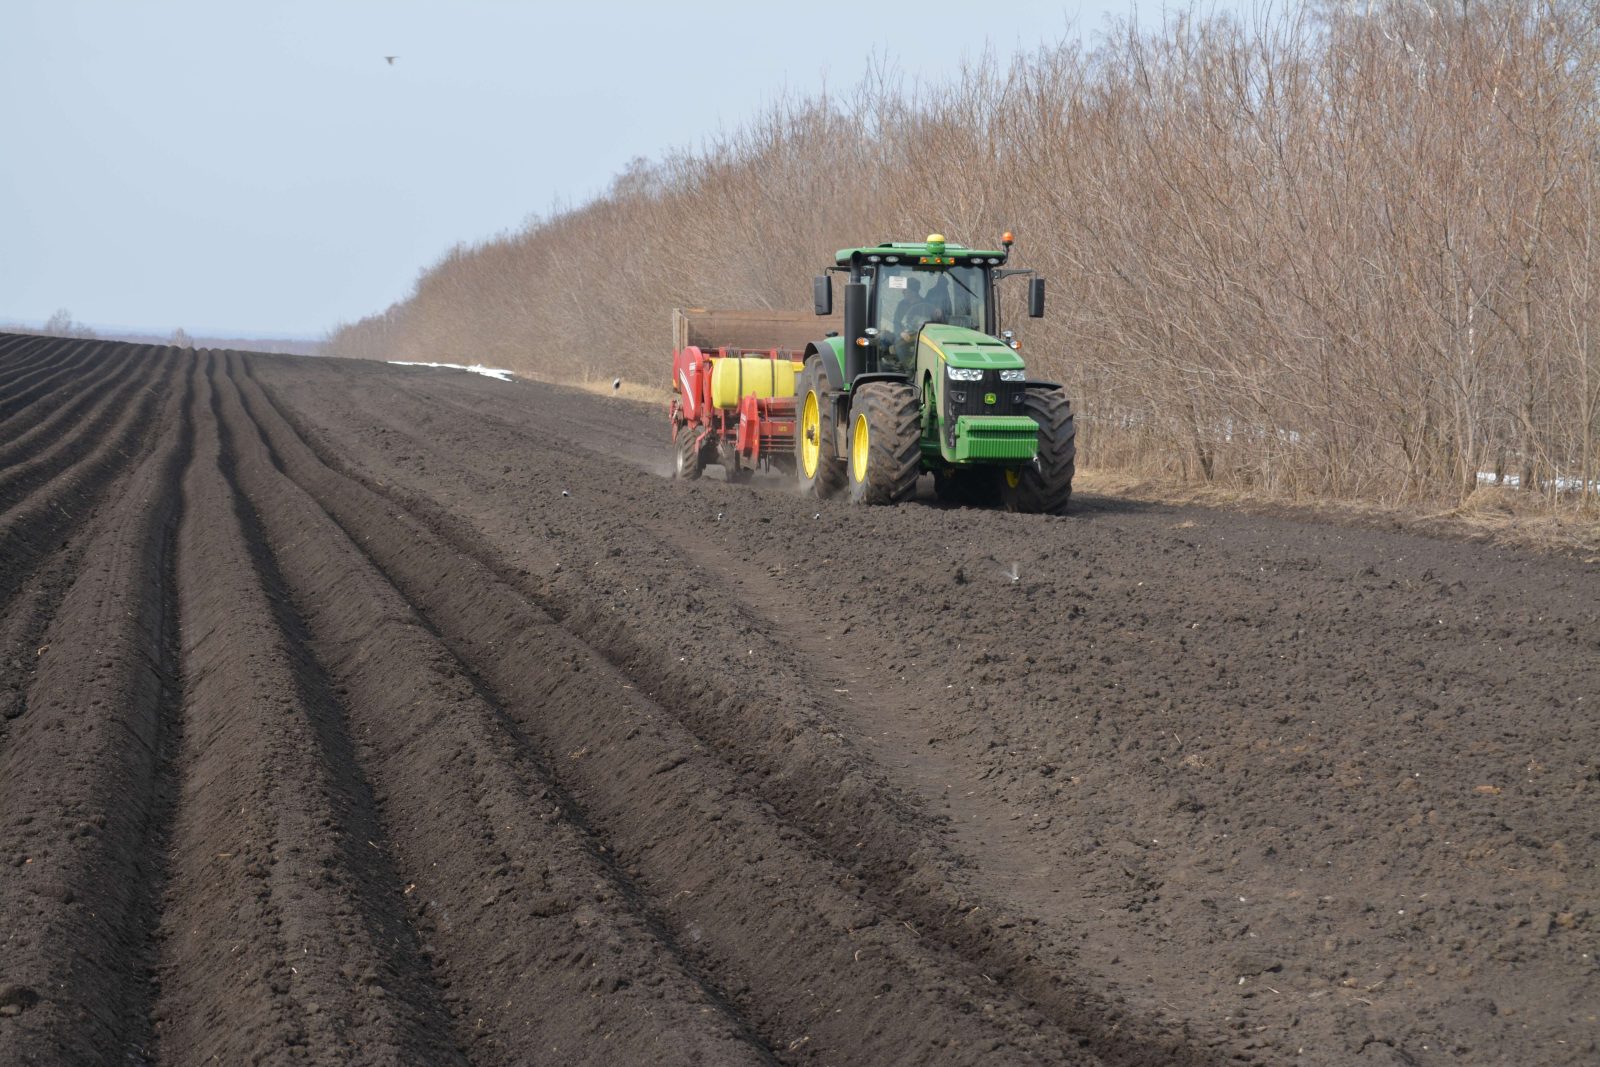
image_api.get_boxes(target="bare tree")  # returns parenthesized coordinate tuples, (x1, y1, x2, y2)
(42, 308, 96, 339)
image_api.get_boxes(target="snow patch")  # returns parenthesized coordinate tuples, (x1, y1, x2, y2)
(388, 360, 515, 382)
(1477, 470, 1598, 493)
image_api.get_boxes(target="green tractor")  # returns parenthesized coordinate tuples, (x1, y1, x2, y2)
(798, 233, 1075, 512)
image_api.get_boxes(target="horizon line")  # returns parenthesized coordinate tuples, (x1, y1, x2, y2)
(0, 317, 323, 342)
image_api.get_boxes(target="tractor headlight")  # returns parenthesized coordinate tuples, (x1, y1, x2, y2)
(999, 369, 1026, 382)
(947, 366, 984, 381)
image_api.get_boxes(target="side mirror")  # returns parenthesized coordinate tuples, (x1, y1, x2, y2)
(813, 275, 833, 317)
(1028, 277, 1045, 318)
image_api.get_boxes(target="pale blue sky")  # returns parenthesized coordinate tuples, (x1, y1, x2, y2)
(1, 1, 1225, 338)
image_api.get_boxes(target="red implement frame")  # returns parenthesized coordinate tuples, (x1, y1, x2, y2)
(670, 345, 798, 470)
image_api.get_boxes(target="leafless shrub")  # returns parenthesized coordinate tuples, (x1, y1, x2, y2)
(327, 0, 1600, 509)
(41, 308, 98, 339)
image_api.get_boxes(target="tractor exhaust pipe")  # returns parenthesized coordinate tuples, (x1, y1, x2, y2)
(843, 280, 868, 386)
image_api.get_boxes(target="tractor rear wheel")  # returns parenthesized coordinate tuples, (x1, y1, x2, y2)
(674, 425, 705, 480)
(795, 363, 845, 498)
(1001, 388, 1076, 514)
(847, 382, 921, 505)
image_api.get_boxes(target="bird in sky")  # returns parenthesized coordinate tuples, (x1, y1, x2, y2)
(384, 55, 398, 65)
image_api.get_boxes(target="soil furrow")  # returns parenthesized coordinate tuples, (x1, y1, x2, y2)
(0, 338, 102, 421)
(0, 350, 176, 613)
(262, 357, 1600, 1067)
(6, 338, 1592, 1067)
(0, 333, 54, 374)
(229, 357, 1131, 1066)
(0, 533, 90, 738)
(0, 335, 63, 388)
(0, 331, 39, 357)
(210, 354, 773, 1066)
(0, 342, 143, 466)
(0, 344, 154, 509)
(240, 360, 1221, 1065)
(0, 349, 195, 1065)
(0, 349, 176, 743)
(145, 354, 467, 1064)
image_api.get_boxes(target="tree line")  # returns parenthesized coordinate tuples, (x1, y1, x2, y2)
(326, 1, 1600, 508)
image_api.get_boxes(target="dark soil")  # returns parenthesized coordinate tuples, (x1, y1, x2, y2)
(1, 333, 1595, 1065)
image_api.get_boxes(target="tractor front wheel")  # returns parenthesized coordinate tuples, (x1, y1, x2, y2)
(1001, 388, 1076, 514)
(847, 382, 921, 505)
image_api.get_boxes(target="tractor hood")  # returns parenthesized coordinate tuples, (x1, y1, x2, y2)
(918, 323, 1024, 370)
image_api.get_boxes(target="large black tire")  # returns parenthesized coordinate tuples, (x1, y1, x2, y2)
(795, 362, 846, 498)
(674, 424, 705, 480)
(1001, 388, 1076, 514)
(847, 382, 921, 505)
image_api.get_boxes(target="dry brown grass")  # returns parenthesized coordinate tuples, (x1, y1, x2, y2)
(328, 0, 1600, 515)
(564, 378, 672, 404)
(1075, 469, 1600, 559)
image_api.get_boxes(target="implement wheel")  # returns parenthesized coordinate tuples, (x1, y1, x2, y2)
(795, 363, 845, 498)
(847, 382, 921, 505)
(1001, 388, 1076, 514)
(674, 425, 705, 480)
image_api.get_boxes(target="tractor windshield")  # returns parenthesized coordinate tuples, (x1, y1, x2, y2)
(875, 264, 987, 335)
(873, 264, 988, 371)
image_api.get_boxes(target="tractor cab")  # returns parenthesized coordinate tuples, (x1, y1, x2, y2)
(819, 236, 1016, 377)
(869, 262, 989, 373)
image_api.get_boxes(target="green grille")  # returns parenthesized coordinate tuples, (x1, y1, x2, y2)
(953, 415, 1037, 462)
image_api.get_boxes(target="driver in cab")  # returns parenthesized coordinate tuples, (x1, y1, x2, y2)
(883, 275, 948, 372)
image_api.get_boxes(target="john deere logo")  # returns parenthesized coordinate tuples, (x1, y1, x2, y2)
(984, 392, 997, 406)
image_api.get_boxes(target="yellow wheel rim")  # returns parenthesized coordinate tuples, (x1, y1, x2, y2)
(1005, 467, 1021, 488)
(851, 412, 870, 483)
(801, 391, 821, 478)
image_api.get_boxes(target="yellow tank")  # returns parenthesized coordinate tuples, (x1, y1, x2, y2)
(709, 357, 803, 409)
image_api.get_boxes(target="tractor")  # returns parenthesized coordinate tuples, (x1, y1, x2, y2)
(669, 233, 1075, 512)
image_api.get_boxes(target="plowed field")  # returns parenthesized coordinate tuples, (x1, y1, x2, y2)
(0, 333, 1594, 1066)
